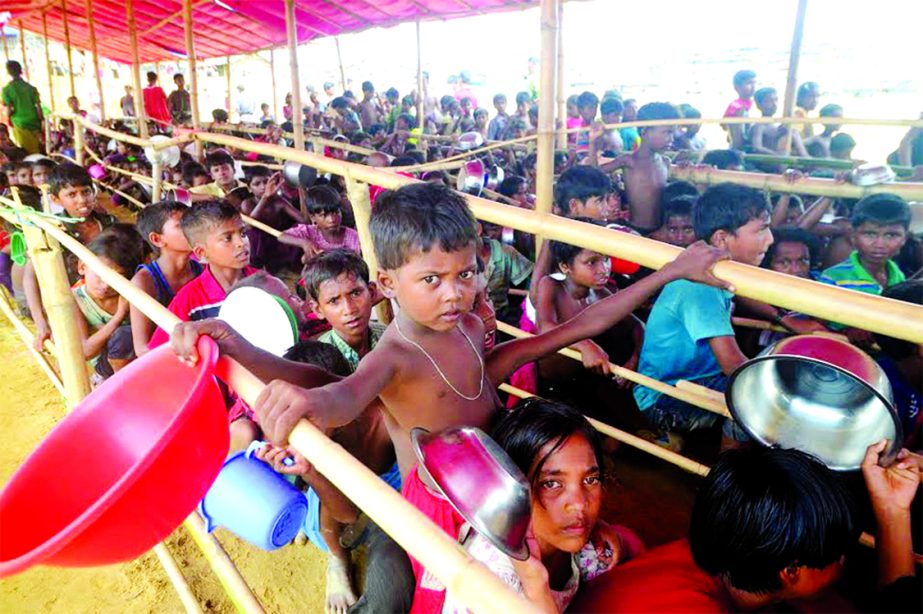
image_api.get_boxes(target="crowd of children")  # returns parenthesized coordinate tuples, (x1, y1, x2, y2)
(2, 60, 922, 613)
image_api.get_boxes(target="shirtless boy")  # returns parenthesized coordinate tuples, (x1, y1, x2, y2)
(599, 102, 679, 233)
(171, 183, 730, 611)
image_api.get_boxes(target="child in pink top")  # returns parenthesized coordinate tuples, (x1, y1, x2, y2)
(280, 185, 360, 260)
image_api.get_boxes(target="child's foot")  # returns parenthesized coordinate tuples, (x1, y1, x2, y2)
(325, 557, 357, 614)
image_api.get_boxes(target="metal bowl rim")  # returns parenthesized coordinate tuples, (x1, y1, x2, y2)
(725, 352, 902, 470)
(410, 427, 531, 560)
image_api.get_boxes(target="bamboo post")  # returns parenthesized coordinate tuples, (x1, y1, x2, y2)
(73, 116, 84, 165)
(534, 0, 558, 256)
(284, 0, 305, 151)
(42, 12, 55, 114)
(1, 26, 8, 62)
(345, 174, 392, 324)
(415, 20, 424, 142)
(85, 0, 106, 123)
(555, 0, 566, 150)
(151, 160, 163, 202)
(18, 22, 29, 80)
(226, 55, 232, 116)
(10, 193, 91, 406)
(152, 543, 204, 614)
(181, 0, 202, 160)
(780, 0, 808, 155)
(269, 48, 279, 122)
(334, 36, 347, 92)
(126, 0, 149, 139)
(61, 0, 76, 99)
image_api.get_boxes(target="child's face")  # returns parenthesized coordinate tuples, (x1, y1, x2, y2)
(569, 195, 607, 220)
(561, 249, 610, 290)
(715, 213, 774, 266)
(757, 91, 778, 116)
(313, 273, 373, 339)
(736, 78, 757, 99)
(579, 104, 597, 124)
(601, 112, 620, 125)
(13, 166, 32, 186)
(642, 125, 675, 151)
(261, 276, 305, 323)
(379, 243, 478, 333)
(196, 217, 250, 269)
(55, 183, 96, 218)
(622, 102, 638, 121)
(192, 173, 210, 187)
(308, 208, 342, 232)
(664, 214, 696, 247)
(155, 211, 192, 253)
(852, 222, 907, 267)
(769, 241, 811, 278)
(249, 175, 269, 199)
(210, 163, 235, 187)
(32, 166, 49, 186)
(531, 434, 601, 556)
(567, 101, 579, 118)
(494, 99, 507, 114)
(79, 257, 123, 300)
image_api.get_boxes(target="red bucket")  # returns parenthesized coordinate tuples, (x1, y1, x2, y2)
(0, 337, 229, 577)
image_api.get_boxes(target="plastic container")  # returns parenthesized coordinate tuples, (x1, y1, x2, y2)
(0, 338, 228, 577)
(199, 449, 307, 551)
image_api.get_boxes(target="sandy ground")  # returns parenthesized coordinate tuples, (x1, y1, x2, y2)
(0, 318, 329, 613)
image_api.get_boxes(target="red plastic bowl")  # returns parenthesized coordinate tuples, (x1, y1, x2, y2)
(0, 337, 229, 577)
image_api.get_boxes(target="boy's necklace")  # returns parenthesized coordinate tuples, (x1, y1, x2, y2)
(393, 318, 485, 402)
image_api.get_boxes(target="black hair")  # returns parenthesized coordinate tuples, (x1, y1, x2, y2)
(493, 93, 507, 104)
(830, 133, 856, 152)
(702, 149, 745, 170)
(554, 166, 611, 214)
(678, 103, 702, 119)
(370, 182, 478, 270)
(662, 180, 698, 206)
(637, 102, 680, 123)
(390, 155, 417, 167)
(875, 281, 923, 359)
(305, 185, 341, 215)
(577, 91, 599, 109)
(796, 82, 820, 107)
(689, 447, 856, 594)
(761, 226, 820, 270)
(32, 157, 58, 172)
(600, 98, 624, 117)
(498, 175, 526, 198)
(6, 61, 22, 77)
(48, 162, 92, 196)
(146, 71, 157, 83)
(754, 87, 777, 106)
(850, 193, 911, 230)
(694, 183, 770, 242)
(212, 109, 229, 123)
(490, 398, 603, 492)
(733, 69, 757, 87)
(473, 108, 489, 120)
(86, 224, 146, 275)
(173, 73, 184, 83)
(349, 131, 370, 145)
(204, 150, 234, 170)
(302, 248, 371, 302)
(361, 81, 374, 92)
(549, 218, 600, 270)
(331, 97, 348, 110)
(245, 164, 273, 181)
(136, 201, 188, 250)
(397, 113, 416, 130)
(182, 161, 209, 185)
(401, 94, 414, 107)
(819, 104, 843, 118)
(180, 200, 241, 246)
(385, 87, 399, 99)
(284, 340, 352, 378)
(515, 92, 531, 106)
(343, 90, 356, 100)
(662, 194, 697, 221)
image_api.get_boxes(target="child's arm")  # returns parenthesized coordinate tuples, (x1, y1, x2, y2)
(770, 193, 792, 228)
(796, 195, 834, 230)
(598, 153, 632, 175)
(277, 231, 318, 256)
(527, 241, 553, 307)
(489, 242, 732, 383)
(77, 296, 129, 360)
(706, 336, 748, 375)
(129, 269, 157, 356)
(535, 276, 611, 376)
(734, 295, 828, 334)
(23, 260, 51, 351)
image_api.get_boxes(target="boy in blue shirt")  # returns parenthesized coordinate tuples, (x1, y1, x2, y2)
(634, 183, 774, 450)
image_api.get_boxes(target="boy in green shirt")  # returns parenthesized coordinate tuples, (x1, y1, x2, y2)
(2, 61, 43, 154)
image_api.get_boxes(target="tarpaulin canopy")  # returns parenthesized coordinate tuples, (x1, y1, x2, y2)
(5, 0, 536, 64)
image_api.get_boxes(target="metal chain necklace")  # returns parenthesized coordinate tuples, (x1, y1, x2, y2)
(393, 317, 485, 401)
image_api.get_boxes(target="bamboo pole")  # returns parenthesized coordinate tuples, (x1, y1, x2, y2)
(6, 201, 536, 614)
(415, 20, 425, 150)
(555, 0, 566, 150)
(42, 12, 56, 114)
(269, 48, 279, 122)
(781, 0, 808, 155)
(1, 26, 8, 62)
(226, 55, 232, 116)
(284, 0, 305, 152)
(73, 116, 84, 165)
(670, 165, 923, 201)
(152, 543, 204, 614)
(345, 174, 392, 324)
(495, 321, 729, 417)
(182, 0, 202, 160)
(0, 287, 65, 397)
(7, 193, 91, 406)
(334, 36, 347, 92)
(151, 160, 163, 202)
(126, 0, 149, 139)
(61, 0, 76, 99)
(84, 0, 106, 123)
(534, 0, 557, 256)
(18, 22, 29, 81)
(743, 153, 913, 176)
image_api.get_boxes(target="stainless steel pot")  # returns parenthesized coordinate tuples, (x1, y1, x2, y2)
(282, 160, 318, 188)
(726, 335, 900, 470)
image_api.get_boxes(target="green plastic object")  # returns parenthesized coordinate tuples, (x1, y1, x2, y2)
(10, 232, 27, 267)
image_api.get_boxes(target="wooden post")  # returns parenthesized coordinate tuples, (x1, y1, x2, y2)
(126, 0, 148, 138)
(1, 26, 8, 62)
(780, 0, 808, 155)
(61, 0, 76, 99)
(335, 37, 347, 92)
(269, 48, 279, 122)
(534, 0, 557, 255)
(42, 11, 56, 113)
(415, 20, 425, 151)
(346, 174, 392, 324)
(226, 55, 232, 116)
(12, 193, 92, 406)
(151, 160, 163, 201)
(85, 0, 106, 122)
(182, 0, 202, 159)
(284, 0, 305, 151)
(73, 116, 84, 165)
(555, 0, 566, 150)
(18, 22, 29, 80)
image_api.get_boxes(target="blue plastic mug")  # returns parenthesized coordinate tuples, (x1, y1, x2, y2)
(199, 450, 307, 550)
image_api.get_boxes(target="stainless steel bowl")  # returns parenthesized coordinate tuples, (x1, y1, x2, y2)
(456, 131, 485, 151)
(282, 160, 318, 188)
(411, 426, 531, 560)
(456, 159, 486, 196)
(726, 335, 900, 470)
